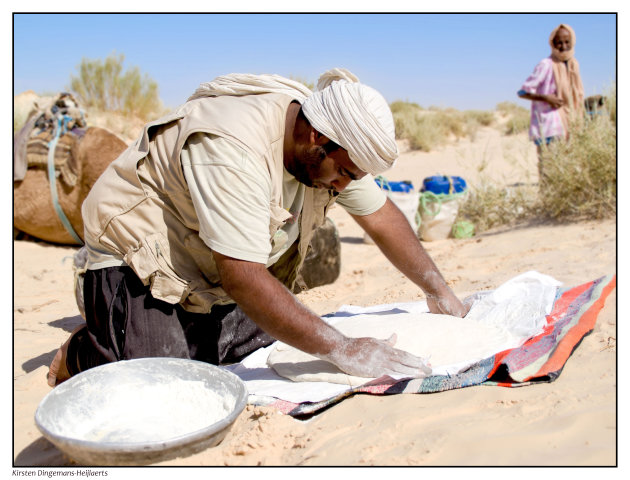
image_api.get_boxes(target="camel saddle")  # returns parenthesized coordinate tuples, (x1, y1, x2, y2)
(14, 92, 87, 185)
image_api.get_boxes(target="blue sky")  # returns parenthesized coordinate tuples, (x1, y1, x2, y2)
(13, 13, 617, 111)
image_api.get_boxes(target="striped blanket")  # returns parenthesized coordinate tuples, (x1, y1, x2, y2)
(262, 275, 615, 417)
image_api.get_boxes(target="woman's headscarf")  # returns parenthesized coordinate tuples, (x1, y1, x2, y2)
(188, 68, 398, 175)
(549, 23, 585, 133)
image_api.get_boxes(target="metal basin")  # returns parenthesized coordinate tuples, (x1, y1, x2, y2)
(35, 358, 247, 466)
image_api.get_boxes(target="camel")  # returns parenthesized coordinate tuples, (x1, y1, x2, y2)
(584, 94, 607, 117)
(13, 126, 127, 245)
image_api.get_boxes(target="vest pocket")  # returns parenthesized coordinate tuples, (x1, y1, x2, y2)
(269, 204, 292, 236)
(124, 232, 189, 304)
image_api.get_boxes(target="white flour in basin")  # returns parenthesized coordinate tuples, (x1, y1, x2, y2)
(56, 378, 235, 443)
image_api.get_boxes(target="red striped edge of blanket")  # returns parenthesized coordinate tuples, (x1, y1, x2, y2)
(267, 398, 303, 415)
(523, 274, 616, 382)
(485, 275, 615, 382)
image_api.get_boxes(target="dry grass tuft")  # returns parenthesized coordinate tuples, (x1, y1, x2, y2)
(69, 52, 166, 122)
(457, 182, 538, 232)
(538, 110, 616, 220)
(496, 101, 530, 135)
(391, 101, 495, 151)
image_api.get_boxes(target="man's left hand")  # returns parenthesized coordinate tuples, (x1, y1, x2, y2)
(427, 292, 471, 318)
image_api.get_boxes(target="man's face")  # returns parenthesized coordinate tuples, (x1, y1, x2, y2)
(553, 28, 572, 52)
(292, 144, 367, 193)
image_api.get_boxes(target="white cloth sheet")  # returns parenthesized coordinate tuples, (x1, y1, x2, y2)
(224, 271, 562, 405)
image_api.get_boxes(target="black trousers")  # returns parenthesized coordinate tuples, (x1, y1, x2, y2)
(66, 266, 275, 376)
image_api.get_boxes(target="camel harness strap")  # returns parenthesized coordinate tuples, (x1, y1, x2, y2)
(47, 116, 84, 245)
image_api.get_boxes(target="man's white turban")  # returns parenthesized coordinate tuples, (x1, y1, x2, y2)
(188, 68, 398, 175)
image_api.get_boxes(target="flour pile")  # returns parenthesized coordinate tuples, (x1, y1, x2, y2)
(54, 378, 235, 443)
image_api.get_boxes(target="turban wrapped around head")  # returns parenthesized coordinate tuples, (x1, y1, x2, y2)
(303, 68, 398, 175)
(188, 68, 398, 175)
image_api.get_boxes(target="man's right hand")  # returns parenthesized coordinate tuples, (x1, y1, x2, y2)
(544, 94, 565, 109)
(321, 334, 432, 379)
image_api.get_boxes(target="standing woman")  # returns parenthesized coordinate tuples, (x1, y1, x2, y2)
(518, 23, 585, 180)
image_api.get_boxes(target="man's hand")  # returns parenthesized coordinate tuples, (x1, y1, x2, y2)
(544, 94, 565, 109)
(322, 334, 432, 378)
(427, 292, 471, 317)
(518, 91, 564, 110)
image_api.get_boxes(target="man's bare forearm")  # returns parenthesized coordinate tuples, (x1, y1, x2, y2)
(351, 198, 467, 316)
(213, 252, 342, 356)
(351, 199, 449, 295)
(518, 92, 563, 109)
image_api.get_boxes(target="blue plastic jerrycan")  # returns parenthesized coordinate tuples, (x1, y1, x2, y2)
(421, 176, 467, 195)
(374, 177, 415, 193)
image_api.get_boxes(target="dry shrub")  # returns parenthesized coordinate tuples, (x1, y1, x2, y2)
(459, 85, 616, 232)
(497, 101, 530, 135)
(457, 182, 538, 232)
(391, 101, 494, 151)
(70, 52, 165, 121)
(402, 116, 445, 151)
(407, 110, 464, 151)
(464, 110, 494, 127)
(605, 83, 616, 123)
(538, 110, 616, 220)
(390, 101, 424, 139)
(390, 101, 440, 150)
(462, 110, 494, 142)
(390, 100, 422, 114)
(436, 108, 466, 138)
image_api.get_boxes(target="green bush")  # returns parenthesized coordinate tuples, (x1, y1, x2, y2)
(69, 52, 162, 120)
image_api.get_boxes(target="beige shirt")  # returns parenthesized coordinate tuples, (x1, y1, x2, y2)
(86, 133, 386, 270)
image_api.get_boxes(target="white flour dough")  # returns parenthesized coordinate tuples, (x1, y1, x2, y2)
(267, 312, 515, 386)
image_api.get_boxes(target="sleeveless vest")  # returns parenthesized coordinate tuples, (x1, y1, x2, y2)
(82, 93, 335, 313)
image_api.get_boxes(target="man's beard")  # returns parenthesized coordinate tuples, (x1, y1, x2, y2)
(289, 144, 327, 188)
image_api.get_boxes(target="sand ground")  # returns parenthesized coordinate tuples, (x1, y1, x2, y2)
(12, 128, 617, 467)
